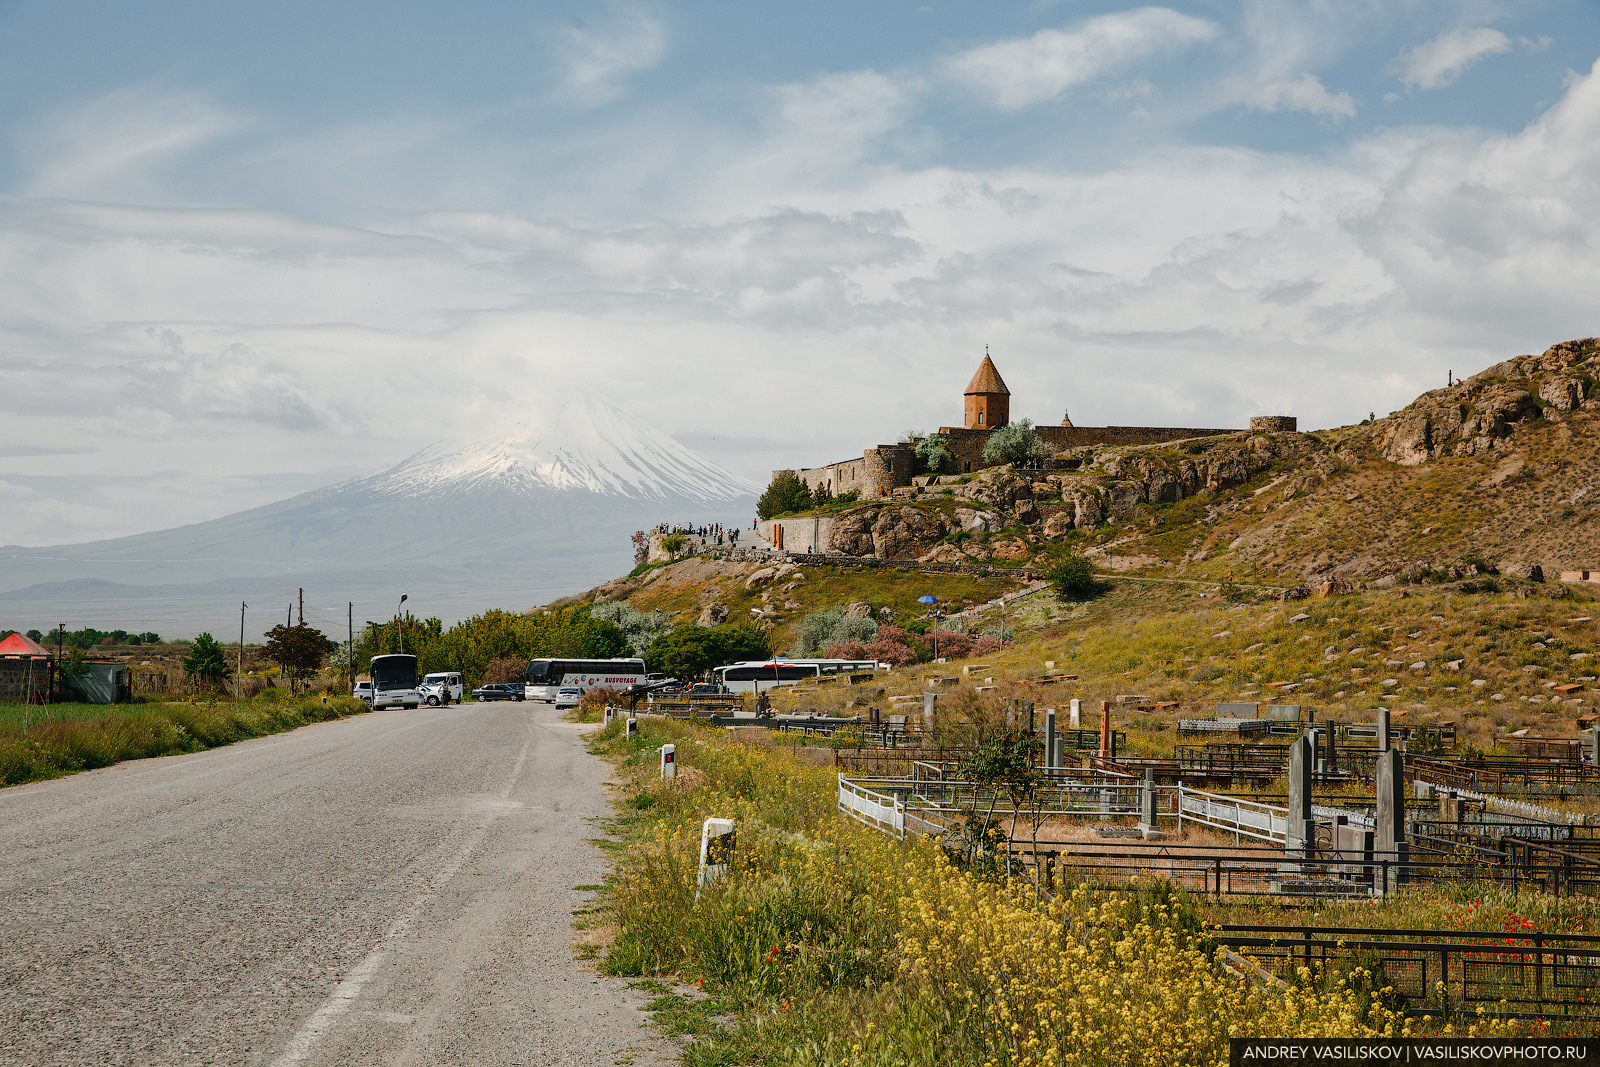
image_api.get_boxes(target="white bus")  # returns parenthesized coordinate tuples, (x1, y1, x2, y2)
(710, 658, 883, 693)
(524, 657, 648, 702)
(368, 654, 421, 710)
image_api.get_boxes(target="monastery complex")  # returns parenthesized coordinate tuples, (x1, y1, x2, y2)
(777, 353, 1295, 498)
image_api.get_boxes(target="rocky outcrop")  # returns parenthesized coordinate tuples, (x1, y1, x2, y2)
(824, 504, 954, 559)
(870, 506, 949, 559)
(917, 544, 969, 564)
(696, 601, 729, 625)
(1376, 382, 1535, 465)
(1374, 339, 1599, 466)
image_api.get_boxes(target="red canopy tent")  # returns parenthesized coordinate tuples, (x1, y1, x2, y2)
(0, 631, 54, 704)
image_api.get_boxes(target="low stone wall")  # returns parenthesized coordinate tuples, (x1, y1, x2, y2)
(763, 515, 837, 554)
(692, 542, 1041, 579)
(778, 552, 1043, 580)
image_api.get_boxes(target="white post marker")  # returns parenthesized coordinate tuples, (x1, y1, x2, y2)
(698, 817, 736, 893)
(661, 743, 677, 780)
(603, 706, 614, 725)
(625, 717, 638, 739)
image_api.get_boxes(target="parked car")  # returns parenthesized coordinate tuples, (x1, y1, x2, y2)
(420, 671, 464, 704)
(471, 683, 524, 702)
(353, 680, 374, 704)
(683, 682, 732, 697)
(554, 685, 583, 709)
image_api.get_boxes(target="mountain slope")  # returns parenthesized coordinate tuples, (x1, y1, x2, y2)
(0, 398, 756, 636)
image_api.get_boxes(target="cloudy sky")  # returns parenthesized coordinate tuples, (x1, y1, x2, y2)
(2, 0, 1598, 548)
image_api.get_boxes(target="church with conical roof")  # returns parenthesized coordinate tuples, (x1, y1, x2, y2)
(772, 350, 1274, 505)
(963, 349, 1010, 430)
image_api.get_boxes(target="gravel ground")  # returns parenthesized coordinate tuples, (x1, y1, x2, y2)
(0, 700, 676, 1066)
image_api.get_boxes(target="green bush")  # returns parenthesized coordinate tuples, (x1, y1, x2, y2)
(758, 471, 813, 519)
(982, 418, 1050, 467)
(1046, 550, 1113, 601)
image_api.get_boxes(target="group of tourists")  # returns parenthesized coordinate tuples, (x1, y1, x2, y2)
(654, 521, 740, 548)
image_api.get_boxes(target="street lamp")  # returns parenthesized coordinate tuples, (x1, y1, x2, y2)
(396, 594, 408, 653)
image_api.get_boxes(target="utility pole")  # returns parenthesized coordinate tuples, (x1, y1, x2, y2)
(238, 601, 247, 702)
(298, 588, 304, 626)
(348, 602, 354, 697)
(287, 604, 293, 629)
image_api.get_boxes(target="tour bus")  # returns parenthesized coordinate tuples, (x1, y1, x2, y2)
(710, 658, 884, 693)
(368, 654, 421, 710)
(524, 658, 648, 702)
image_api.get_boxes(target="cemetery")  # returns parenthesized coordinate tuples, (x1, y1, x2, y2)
(818, 697, 1600, 1022)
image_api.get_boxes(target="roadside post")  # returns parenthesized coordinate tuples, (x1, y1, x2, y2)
(625, 716, 638, 740)
(661, 743, 677, 780)
(697, 818, 736, 896)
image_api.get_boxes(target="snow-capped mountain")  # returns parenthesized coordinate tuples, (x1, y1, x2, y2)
(367, 395, 758, 502)
(0, 398, 758, 638)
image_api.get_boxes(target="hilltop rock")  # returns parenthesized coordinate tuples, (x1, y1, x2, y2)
(1374, 339, 1600, 466)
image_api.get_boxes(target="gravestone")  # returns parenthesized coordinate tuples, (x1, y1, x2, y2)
(1377, 707, 1391, 752)
(1374, 748, 1407, 894)
(922, 692, 935, 732)
(1284, 734, 1314, 862)
(1044, 706, 1058, 770)
(1137, 768, 1163, 840)
(1098, 701, 1112, 758)
(1069, 697, 1081, 728)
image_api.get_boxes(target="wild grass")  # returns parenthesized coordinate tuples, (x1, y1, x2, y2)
(0, 697, 168, 732)
(589, 718, 1525, 1066)
(0, 694, 371, 787)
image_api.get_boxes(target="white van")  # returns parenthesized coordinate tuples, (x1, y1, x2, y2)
(420, 672, 464, 706)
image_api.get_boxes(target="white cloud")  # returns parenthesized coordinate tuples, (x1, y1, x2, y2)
(775, 70, 914, 145)
(23, 83, 244, 201)
(1392, 27, 1513, 90)
(944, 7, 1217, 109)
(556, 4, 668, 106)
(1241, 73, 1358, 119)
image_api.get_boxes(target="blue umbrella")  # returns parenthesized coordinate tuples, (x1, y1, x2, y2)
(917, 595, 939, 604)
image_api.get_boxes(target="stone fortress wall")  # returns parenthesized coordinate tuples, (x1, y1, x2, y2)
(774, 353, 1295, 500)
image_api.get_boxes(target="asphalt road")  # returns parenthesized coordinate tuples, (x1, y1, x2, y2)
(0, 700, 675, 1066)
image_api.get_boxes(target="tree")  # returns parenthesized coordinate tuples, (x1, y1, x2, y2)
(645, 624, 771, 680)
(757, 471, 813, 520)
(914, 435, 957, 475)
(957, 728, 1042, 880)
(263, 623, 337, 694)
(982, 418, 1049, 467)
(1046, 549, 1112, 602)
(183, 632, 232, 690)
(25, 629, 43, 642)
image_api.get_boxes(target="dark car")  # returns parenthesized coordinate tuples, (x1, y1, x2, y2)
(683, 683, 732, 697)
(472, 683, 525, 702)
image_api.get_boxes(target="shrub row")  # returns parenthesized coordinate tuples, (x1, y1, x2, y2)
(0, 696, 370, 787)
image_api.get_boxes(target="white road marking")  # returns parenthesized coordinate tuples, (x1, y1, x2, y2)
(268, 721, 535, 1067)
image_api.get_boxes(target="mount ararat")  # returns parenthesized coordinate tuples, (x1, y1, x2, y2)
(0, 397, 758, 638)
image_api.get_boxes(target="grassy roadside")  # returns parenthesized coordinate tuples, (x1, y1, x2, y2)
(583, 716, 1538, 1067)
(0, 694, 372, 787)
